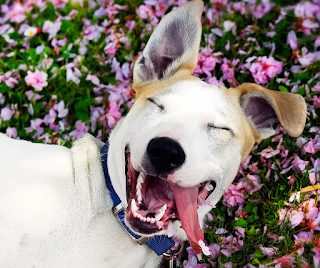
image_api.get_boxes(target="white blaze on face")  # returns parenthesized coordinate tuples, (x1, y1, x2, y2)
(128, 80, 242, 189)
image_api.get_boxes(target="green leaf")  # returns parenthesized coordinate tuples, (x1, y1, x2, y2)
(247, 215, 256, 223)
(75, 99, 91, 121)
(30, 49, 37, 61)
(252, 206, 258, 215)
(293, 71, 309, 81)
(247, 226, 256, 236)
(235, 219, 248, 227)
(243, 202, 253, 212)
(61, 20, 72, 32)
(296, 87, 306, 96)
(278, 86, 289, 92)
(251, 258, 261, 265)
(254, 248, 263, 259)
(0, 83, 11, 93)
(261, 258, 273, 265)
(266, 215, 274, 223)
(43, 46, 52, 54)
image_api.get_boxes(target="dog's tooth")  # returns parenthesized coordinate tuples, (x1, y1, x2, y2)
(136, 188, 141, 197)
(160, 204, 167, 212)
(134, 212, 138, 218)
(137, 194, 142, 204)
(137, 173, 145, 184)
(136, 182, 142, 190)
(131, 199, 138, 213)
(155, 210, 165, 221)
(146, 217, 151, 222)
(150, 218, 156, 224)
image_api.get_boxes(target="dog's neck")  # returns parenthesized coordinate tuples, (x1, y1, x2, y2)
(100, 142, 175, 256)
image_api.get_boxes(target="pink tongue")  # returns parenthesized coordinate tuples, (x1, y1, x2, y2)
(170, 183, 203, 255)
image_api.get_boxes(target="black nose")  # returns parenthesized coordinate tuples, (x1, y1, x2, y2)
(146, 137, 186, 174)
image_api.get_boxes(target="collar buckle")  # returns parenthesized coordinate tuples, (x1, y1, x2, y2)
(112, 202, 153, 245)
(112, 202, 125, 214)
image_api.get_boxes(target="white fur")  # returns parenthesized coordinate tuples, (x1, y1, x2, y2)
(0, 133, 161, 267)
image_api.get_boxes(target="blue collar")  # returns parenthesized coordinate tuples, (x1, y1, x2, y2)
(100, 142, 175, 256)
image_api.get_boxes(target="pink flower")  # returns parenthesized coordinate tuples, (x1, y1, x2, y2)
(0, 71, 19, 88)
(312, 96, 320, 108)
(308, 213, 320, 231)
(301, 19, 319, 35)
(304, 141, 317, 154)
(211, 28, 222, 37)
(69, 121, 89, 139)
(289, 191, 301, 202)
(253, 0, 275, 19)
(222, 183, 246, 207)
(215, 228, 228, 234)
(0, 106, 12, 121)
(315, 37, 320, 48)
(86, 74, 100, 86)
(278, 208, 304, 228)
(309, 173, 316, 185)
(42, 20, 61, 40)
(6, 127, 17, 138)
(223, 20, 236, 35)
(25, 118, 44, 139)
(275, 255, 296, 266)
(167, 220, 174, 237)
(249, 56, 283, 84)
(206, 76, 224, 87)
(259, 246, 278, 258)
(25, 69, 48, 91)
(312, 82, 320, 93)
(292, 156, 309, 172)
(208, 243, 220, 259)
(221, 59, 239, 84)
(25, 90, 44, 102)
(183, 246, 198, 268)
(83, 25, 104, 42)
(66, 64, 82, 85)
(7, 2, 26, 24)
(104, 102, 122, 128)
(299, 47, 314, 66)
(53, 100, 69, 118)
(198, 240, 211, 256)
(260, 147, 280, 159)
(287, 30, 297, 50)
(193, 52, 221, 77)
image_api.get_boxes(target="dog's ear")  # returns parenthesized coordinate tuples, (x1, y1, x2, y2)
(133, 0, 203, 89)
(236, 83, 307, 141)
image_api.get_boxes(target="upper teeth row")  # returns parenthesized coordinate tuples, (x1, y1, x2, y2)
(136, 173, 145, 204)
(131, 199, 167, 223)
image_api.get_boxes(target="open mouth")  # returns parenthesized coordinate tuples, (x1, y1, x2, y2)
(125, 147, 215, 253)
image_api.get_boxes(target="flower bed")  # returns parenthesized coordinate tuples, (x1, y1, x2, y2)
(0, 0, 320, 267)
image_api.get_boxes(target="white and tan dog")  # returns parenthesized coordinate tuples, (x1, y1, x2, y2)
(0, 1, 306, 267)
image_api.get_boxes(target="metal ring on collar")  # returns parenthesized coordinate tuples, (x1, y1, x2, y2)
(162, 241, 185, 256)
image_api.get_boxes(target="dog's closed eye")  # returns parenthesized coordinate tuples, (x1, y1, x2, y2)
(147, 97, 165, 111)
(207, 124, 234, 136)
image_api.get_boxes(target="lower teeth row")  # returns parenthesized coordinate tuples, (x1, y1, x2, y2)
(131, 199, 167, 222)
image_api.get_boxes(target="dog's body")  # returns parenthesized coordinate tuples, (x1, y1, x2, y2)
(0, 134, 161, 267)
(0, 1, 307, 267)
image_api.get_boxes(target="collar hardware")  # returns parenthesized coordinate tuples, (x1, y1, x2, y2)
(112, 202, 154, 245)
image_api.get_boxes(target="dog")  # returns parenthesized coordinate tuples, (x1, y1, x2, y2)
(0, 1, 307, 267)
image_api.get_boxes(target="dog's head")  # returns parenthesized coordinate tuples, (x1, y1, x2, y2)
(107, 0, 306, 254)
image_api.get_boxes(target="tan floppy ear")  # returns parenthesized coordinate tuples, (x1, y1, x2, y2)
(132, 0, 203, 89)
(236, 83, 307, 141)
